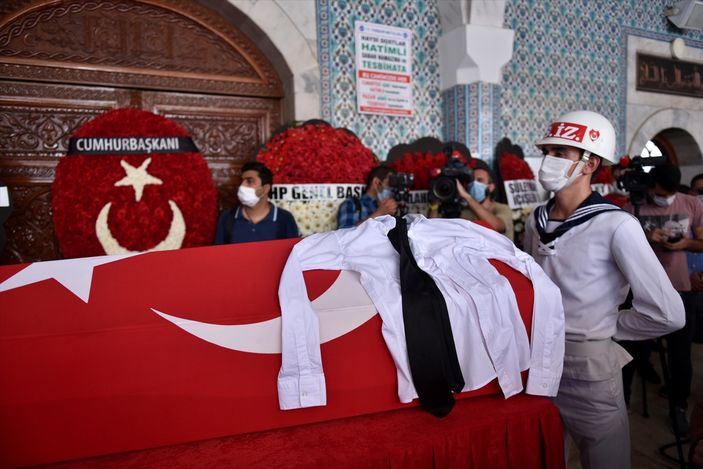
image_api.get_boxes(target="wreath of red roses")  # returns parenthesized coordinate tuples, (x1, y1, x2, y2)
(52, 108, 217, 259)
(255, 123, 378, 183)
(499, 152, 535, 181)
(592, 165, 614, 184)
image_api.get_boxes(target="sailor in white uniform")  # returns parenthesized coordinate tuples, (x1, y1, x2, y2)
(523, 110, 685, 469)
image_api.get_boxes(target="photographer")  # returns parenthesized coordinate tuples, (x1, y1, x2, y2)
(427, 150, 512, 239)
(624, 164, 703, 436)
(337, 165, 397, 229)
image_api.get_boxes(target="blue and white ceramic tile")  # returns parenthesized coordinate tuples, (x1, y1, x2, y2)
(317, 0, 443, 160)
(502, 0, 703, 158)
(318, 0, 703, 162)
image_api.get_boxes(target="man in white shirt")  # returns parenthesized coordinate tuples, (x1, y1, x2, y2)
(523, 110, 685, 469)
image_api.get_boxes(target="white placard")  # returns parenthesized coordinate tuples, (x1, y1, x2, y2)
(591, 183, 614, 196)
(355, 21, 413, 117)
(269, 184, 365, 201)
(0, 186, 8, 207)
(504, 179, 541, 209)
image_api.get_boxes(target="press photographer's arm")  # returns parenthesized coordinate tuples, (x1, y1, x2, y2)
(453, 180, 506, 233)
(427, 180, 506, 234)
(371, 197, 398, 219)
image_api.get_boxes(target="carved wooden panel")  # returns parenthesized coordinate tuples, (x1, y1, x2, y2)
(0, 81, 129, 263)
(0, 1, 284, 264)
(0, 0, 283, 97)
(143, 90, 281, 210)
(0, 184, 57, 265)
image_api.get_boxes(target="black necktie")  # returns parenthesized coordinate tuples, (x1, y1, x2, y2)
(387, 217, 465, 417)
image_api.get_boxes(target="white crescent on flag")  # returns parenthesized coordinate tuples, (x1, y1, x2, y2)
(151, 270, 378, 354)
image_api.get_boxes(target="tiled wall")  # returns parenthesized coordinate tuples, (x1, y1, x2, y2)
(317, 0, 443, 160)
(442, 83, 502, 161)
(317, 0, 703, 161)
(501, 0, 703, 158)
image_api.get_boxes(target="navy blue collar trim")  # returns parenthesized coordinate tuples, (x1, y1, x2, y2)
(534, 192, 621, 246)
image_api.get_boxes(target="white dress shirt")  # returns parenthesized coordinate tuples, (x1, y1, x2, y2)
(524, 209, 685, 342)
(278, 215, 565, 410)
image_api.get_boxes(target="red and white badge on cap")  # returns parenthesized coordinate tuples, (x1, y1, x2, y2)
(545, 121, 587, 143)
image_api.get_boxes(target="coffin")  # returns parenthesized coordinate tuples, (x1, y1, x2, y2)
(0, 237, 539, 467)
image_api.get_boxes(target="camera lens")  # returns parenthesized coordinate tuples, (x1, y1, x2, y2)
(432, 177, 456, 200)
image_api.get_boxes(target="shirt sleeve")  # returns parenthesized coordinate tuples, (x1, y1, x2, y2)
(522, 258, 565, 397)
(277, 231, 344, 409)
(458, 255, 526, 398)
(523, 210, 536, 254)
(613, 215, 686, 340)
(337, 198, 359, 229)
(692, 197, 703, 231)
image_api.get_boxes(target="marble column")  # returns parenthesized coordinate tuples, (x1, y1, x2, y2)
(439, 20, 514, 163)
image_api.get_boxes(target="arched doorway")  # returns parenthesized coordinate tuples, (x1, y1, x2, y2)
(633, 128, 702, 185)
(0, 0, 286, 263)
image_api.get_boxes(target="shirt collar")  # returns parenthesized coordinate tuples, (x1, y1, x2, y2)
(235, 202, 278, 222)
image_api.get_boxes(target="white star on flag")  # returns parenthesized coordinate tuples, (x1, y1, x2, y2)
(114, 157, 163, 202)
(0, 253, 141, 303)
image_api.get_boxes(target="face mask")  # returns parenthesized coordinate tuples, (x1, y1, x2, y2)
(378, 187, 393, 201)
(538, 155, 581, 193)
(652, 194, 676, 207)
(238, 185, 260, 207)
(469, 180, 488, 202)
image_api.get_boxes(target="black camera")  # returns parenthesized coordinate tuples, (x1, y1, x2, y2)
(616, 155, 666, 207)
(388, 172, 415, 216)
(429, 156, 473, 218)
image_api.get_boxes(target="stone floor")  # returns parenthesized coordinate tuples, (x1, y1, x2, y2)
(567, 341, 702, 469)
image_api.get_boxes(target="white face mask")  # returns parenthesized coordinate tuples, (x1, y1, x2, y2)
(469, 180, 488, 202)
(652, 194, 676, 207)
(377, 186, 393, 201)
(538, 155, 581, 193)
(237, 185, 260, 207)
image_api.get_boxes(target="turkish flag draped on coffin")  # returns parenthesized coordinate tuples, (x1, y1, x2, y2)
(0, 239, 534, 467)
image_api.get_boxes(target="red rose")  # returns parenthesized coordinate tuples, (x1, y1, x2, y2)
(256, 124, 378, 183)
(499, 153, 535, 181)
(53, 108, 218, 259)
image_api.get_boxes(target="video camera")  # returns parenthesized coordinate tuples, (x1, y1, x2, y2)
(428, 153, 474, 218)
(616, 155, 666, 207)
(388, 172, 415, 216)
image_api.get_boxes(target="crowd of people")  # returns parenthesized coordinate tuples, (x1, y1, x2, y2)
(214, 110, 702, 469)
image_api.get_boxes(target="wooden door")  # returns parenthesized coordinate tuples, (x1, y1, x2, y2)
(0, 0, 283, 264)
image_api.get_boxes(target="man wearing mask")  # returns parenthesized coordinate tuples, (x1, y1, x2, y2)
(214, 161, 299, 244)
(523, 110, 685, 469)
(459, 159, 513, 238)
(337, 165, 398, 228)
(427, 160, 511, 236)
(624, 164, 703, 436)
